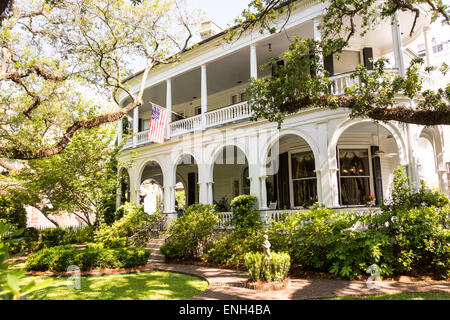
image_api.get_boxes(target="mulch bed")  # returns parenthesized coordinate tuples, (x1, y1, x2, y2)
(26, 264, 157, 277)
(245, 278, 290, 291)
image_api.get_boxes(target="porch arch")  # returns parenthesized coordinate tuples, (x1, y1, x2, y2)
(330, 119, 406, 206)
(417, 126, 446, 191)
(260, 129, 320, 209)
(208, 143, 250, 210)
(172, 152, 200, 209)
(261, 128, 320, 176)
(329, 119, 407, 165)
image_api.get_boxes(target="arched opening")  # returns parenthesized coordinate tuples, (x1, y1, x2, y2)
(265, 134, 317, 209)
(336, 122, 401, 206)
(175, 154, 198, 213)
(212, 145, 248, 211)
(140, 161, 164, 214)
(119, 168, 130, 205)
(417, 128, 440, 189)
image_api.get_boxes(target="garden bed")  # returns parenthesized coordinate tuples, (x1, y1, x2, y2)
(245, 278, 290, 291)
(26, 264, 155, 277)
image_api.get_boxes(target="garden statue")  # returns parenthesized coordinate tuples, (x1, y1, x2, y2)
(262, 234, 272, 260)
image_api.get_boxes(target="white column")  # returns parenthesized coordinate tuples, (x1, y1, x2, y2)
(163, 186, 175, 213)
(117, 118, 123, 143)
(201, 64, 207, 130)
(313, 18, 321, 41)
(198, 182, 208, 204)
(391, 13, 405, 77)
(423, 26, 433, 67)
(250, 44, 258, 79)
(316, 122, 332, 206)
(129, 165, 140, 206)
(133, 106, 139, 147)
(207, 182, 214, 205)
(259, 176, 268, 210)
(166, 79, 172, 138)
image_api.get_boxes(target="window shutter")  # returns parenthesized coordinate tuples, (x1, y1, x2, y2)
(271, 59, 285, 77)
(277, 152, 290, 209)
(188, 172, 196, 206)
(371, 146, 383, 205)
(323, 54, 334, 76)
(363, 47, 374, 70)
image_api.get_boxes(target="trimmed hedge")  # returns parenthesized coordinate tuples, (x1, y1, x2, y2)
(25, 245, 150, 272)
(244, 252, 291, 282)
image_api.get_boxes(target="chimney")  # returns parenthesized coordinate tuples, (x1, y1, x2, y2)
(200, 20, 222, 41)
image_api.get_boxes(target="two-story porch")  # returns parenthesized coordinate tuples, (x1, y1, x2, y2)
(115, 3, 448, 222)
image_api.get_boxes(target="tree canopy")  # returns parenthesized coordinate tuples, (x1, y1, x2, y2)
(0, 0, 199, 162)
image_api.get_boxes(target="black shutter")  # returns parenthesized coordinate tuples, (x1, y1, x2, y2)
(371, 146, 383, 205)
(271, 59, 285, 77)
(323, 54, 334, 76)
(187, 172, 196, 206)
(138, 119, 142, 132)
(363, 47, 374, 70)
(277, 152, 290, 209)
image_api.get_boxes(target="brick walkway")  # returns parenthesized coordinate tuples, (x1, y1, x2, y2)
(151, 262, 450, 300)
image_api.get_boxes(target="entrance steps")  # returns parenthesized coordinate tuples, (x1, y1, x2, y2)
(145, 236, 169, 264)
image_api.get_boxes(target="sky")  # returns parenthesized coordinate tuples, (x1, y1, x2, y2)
(188, 0, 248, 29)
(188, 0, 450, 43)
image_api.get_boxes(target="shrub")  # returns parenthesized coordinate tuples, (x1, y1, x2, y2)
(244, 252, 290, 282)
(160, 204, 218, 259)
(203, 230, 263, 266)
(230, 195, 261, 234)
(41, 227, 72, 247)
(389, 205, 450, 278)
(0, 194, 27, 231)
(94, 203, 159, 248)
(25, 245, 150, 272)
(384, 168, 449, 212)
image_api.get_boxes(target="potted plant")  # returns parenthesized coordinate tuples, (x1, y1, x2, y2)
(363, 194, 376, 206)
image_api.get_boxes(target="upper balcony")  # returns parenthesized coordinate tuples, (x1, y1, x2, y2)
(118, 3, 432, 152)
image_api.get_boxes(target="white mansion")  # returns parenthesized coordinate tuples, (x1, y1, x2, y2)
(116, 0, 450, 223)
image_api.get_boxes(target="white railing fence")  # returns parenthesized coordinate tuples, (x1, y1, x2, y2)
(217, 207, 381, 228)
(169, 114, 202, 138)
(206, 101, 252, 127)
(121, 101, 253, 150)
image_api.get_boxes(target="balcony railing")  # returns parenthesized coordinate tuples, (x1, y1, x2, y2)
(122, 101, 253, 149)
(121, 70, 436, 150)
(330, 68, 435, 95)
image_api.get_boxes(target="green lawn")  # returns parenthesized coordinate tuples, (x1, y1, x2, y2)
(4, 263, 209, 300)
(324, 292, 450, 300)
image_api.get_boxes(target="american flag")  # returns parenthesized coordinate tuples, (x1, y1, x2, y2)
(148, 103, 169, 144)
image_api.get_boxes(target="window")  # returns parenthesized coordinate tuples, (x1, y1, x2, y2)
(338, 148, 371, 205)
(290, 151, 317, 207)
(240, 92, 249, 102)
(142, 120, 150, 131)
(195, 106, 201, 115)
(231, 95, 238, 105)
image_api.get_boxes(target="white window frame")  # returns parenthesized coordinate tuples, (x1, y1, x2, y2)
(337, 145, 375, 207)
(288, 148, 318, 209)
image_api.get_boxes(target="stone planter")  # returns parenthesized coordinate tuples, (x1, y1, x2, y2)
(244, 278, 290, 291)
(74, 244, 87, 250)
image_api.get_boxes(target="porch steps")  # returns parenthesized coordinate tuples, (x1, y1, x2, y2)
(145, 236, 169, 264)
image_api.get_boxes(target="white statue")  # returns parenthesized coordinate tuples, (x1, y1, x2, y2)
(262, 234, 272, 259)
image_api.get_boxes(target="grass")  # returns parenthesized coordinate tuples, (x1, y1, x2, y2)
(4, 263, 209, 300)
(324, 292, 450, 300)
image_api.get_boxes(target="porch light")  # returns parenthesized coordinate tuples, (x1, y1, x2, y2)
(268, 43, 272, 52)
